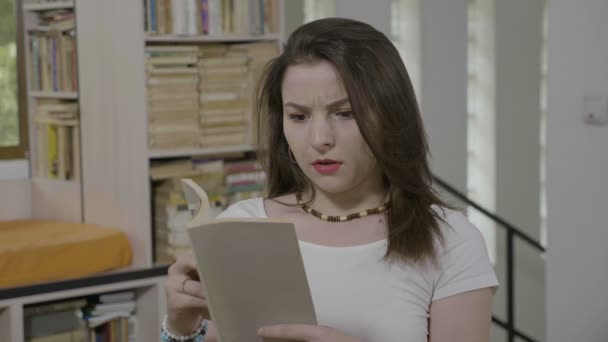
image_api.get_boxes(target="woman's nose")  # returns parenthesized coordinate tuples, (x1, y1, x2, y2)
(310, 117, 335, 152)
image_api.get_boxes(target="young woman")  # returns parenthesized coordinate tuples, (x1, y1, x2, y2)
(162, 18, 498, 342)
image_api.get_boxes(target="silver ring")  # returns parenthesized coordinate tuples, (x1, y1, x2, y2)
(181, 278, 189, 293)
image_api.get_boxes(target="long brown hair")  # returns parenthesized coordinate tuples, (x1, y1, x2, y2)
(255, 18, 447, 265)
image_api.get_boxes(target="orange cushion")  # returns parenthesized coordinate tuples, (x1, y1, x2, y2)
(0, 220, 132, 288)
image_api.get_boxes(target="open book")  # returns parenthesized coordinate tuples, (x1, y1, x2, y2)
(181, 179, 317, 342)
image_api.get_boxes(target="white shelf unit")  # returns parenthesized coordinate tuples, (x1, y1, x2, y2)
(3, 0, 285, 340)
(22, 1, 82, 223)
(29, 91, 78, 99)
(149, 144, 256, 159)
(0, 269, 167, 342)
(145, 33, 282, 43)
(23, 1, 74, 12)
(144, 1, 285, 261)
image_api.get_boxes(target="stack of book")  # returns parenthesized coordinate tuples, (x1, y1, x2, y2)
(153, 161, 226, 263)
(24, 299, 87, 342)
(224, 159, 266, 204)
(34, 99, 80, 180)
(81, 290, 137, 342)
(228, 41, 279, 90)
(27, 9, 78, 92)
(144, 0, 279, 36)
(146, 45, 201, 149)
(151, 157, 268, 262)
(199, 44, 250, 148)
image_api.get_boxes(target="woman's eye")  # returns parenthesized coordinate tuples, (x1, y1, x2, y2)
(288, 113, 307, 121)
(335, 110, 354, 119)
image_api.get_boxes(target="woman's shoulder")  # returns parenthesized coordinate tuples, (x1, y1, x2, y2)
(431, 205, 488, 250)
(216, 197, 267, 219)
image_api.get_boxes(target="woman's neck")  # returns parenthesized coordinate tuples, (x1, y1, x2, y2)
(301, 183, 388, 217)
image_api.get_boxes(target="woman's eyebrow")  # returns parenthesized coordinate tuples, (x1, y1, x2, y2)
(283, 97, 350, 111)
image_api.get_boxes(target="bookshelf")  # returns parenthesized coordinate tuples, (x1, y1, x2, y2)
(5, 0, 285, 340)
(143, 0, 284, 263)
(21, 0, 82, 223)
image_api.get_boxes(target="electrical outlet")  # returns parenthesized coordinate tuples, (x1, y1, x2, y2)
(582, 95, 608, 125)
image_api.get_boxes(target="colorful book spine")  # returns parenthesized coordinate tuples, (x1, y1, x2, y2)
(201, 0, 209, 34)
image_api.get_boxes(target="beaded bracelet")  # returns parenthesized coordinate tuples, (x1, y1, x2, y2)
(161, 315, 208, 342)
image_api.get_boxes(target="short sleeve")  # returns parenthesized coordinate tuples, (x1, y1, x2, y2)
(432, 210, 499, 301)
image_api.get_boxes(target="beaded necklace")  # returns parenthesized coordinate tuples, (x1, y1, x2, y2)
(295, 193, 390, 222)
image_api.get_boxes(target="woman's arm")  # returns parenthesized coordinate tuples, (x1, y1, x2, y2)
(429, 287, 494, 342)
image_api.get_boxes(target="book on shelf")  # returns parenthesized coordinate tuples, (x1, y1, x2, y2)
(180, 178, 316, 342)
(145, 45, 201, 149)
(145, 41, 277, 151)
(151, 158, 265, 263)
(27, 8, 78, 92)
(23, 0, 74, 5)
(24, 299, 87, 342)
(78, 291, 138, 341)
(33, 100, 80, 180)
(144, 0, 278, 36)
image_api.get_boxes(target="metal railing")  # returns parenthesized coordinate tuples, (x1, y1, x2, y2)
(432, 175, 545, 342)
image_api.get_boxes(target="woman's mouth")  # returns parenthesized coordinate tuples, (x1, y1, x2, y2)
(312, 160, 342, 174)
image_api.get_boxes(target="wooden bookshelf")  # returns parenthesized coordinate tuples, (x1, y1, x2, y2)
(23, 1, 75, 11)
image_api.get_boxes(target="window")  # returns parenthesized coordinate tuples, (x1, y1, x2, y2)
(0, 0, 27, 159)
(467, 0, 497, 263)
(390, 0, 420, 96)
(303, 0, 335, 23)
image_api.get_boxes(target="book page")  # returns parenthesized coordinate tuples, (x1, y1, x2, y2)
(188, 219, 317, 342)
(182, 179, 317, 342)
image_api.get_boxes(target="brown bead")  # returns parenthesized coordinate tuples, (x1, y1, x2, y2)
(296, 192, 389, 223)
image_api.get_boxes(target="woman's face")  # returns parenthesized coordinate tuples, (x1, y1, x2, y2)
(281, 60, 383, 195)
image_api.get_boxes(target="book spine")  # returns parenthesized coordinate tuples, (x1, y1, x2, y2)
(201, 0, 209, 34)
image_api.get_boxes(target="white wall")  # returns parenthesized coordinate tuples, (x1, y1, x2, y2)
(494, 0, 545, 340)
(0, 159, 28, 180)
(420, 0, 468, 193)
(0, 160, 31, 220)
(334, 0, 391, 37)
(545, 0, 608, 341)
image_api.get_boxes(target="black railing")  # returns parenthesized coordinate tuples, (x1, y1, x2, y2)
(432, 175, 545, 342)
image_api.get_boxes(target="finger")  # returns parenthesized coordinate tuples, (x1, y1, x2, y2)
(181, 278, 206, 298)
(168, 291, 208, 311)
(258, 324, 327, 341)
(168, 254, 199, 277)
(167, 275, 206, 299)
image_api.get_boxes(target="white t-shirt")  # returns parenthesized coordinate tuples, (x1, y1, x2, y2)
(216, 198, 499, 342)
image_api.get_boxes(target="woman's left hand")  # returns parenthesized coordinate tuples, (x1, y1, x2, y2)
(258, 324, 362, 342)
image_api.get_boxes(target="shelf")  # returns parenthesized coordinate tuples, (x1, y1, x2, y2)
(29, 91, 78, 100)
(149, 145, 255, 159)
(23, 1, 75, 11)
(31, 177, 80, 185)
(145, 34, 281, 43)
(0, 265, 168, 302)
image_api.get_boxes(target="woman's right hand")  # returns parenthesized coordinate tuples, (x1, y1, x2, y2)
(165, 253, 211, 336)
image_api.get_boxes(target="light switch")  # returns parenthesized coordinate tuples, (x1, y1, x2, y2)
(582, 95, 608, 125)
